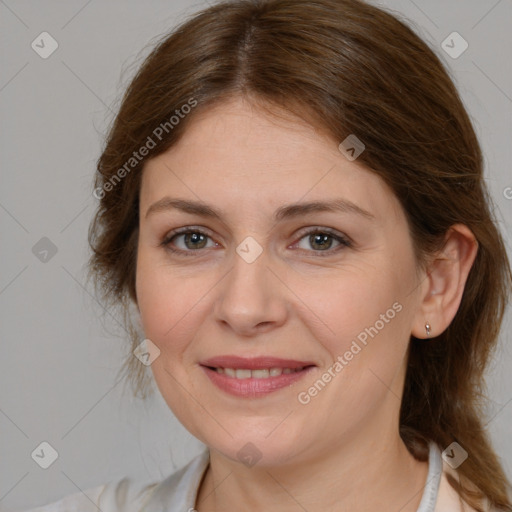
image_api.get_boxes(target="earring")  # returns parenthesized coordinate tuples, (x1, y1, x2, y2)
(425, 322, 431, 338)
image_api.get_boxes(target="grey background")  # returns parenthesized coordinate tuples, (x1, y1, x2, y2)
(0, 0, 511, 509)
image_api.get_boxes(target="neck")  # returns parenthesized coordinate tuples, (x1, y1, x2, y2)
(195, 418, 429, 512)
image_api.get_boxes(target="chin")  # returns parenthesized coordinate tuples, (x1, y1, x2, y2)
(205, 427, 309, 468)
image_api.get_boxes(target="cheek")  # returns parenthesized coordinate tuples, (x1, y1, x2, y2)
(307, 256, 416, 403)
(135, 257, 209, 438)
(312, 269, 405, 351)
(135, 253, 198, 357)
(300, 283, 411, 428)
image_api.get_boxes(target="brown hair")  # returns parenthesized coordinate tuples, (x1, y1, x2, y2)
(87, 0, 512, 509)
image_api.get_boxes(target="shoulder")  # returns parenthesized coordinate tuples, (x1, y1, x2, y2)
(19, 449, 210, 512)
(17, 479, 157, 512)
(435, 455, 499, 512)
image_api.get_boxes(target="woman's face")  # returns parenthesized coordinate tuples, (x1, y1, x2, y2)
(136, 96, 426, 466)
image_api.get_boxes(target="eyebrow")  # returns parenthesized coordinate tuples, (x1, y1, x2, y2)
(145, 197, 375, 221)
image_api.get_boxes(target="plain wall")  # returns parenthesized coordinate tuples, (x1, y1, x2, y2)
(1, 0, 511, 509)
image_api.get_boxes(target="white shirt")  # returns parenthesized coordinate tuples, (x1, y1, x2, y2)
(20, 442, 493, 511)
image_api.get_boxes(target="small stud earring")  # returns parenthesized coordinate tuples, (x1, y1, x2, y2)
(425, 322, 431, 338)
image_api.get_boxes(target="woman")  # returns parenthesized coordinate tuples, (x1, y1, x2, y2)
(25, 0, 511, 510)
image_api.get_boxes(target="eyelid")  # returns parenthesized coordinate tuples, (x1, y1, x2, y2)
(292, 226, 351, 244)
(161, 225, 213, 243)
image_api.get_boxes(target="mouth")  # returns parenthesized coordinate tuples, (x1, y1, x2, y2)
(199, 356, 316, 397)
(207, 366, 309, 378)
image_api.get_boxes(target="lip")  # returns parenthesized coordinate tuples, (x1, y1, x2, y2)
(200, 355, 315, 370)
(199, 356, 316, 398)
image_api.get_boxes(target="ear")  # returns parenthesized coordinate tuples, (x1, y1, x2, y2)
(411, 224, 478, 339)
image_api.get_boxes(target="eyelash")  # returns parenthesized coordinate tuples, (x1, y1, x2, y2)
(160, 226, 352, 258)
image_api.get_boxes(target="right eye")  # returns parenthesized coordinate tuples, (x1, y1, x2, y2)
(161, 228, 219, 256)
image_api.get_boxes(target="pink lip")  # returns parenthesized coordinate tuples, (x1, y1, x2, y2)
(199, 356, 316, 398)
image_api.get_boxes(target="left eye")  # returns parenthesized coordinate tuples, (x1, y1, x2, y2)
(293, 230, 351, 254)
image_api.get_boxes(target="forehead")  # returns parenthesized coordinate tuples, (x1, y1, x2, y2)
(168, 96, 339, 161)
(140, 96, 403, 224)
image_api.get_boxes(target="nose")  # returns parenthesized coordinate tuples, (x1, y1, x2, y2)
(213, 245, 288, 337)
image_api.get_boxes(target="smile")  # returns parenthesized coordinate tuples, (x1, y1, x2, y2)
(211, 367, 306, 378)
(199, 356, 316, 397)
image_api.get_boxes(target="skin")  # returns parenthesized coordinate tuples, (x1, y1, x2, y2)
(135, 95, 478, 511)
